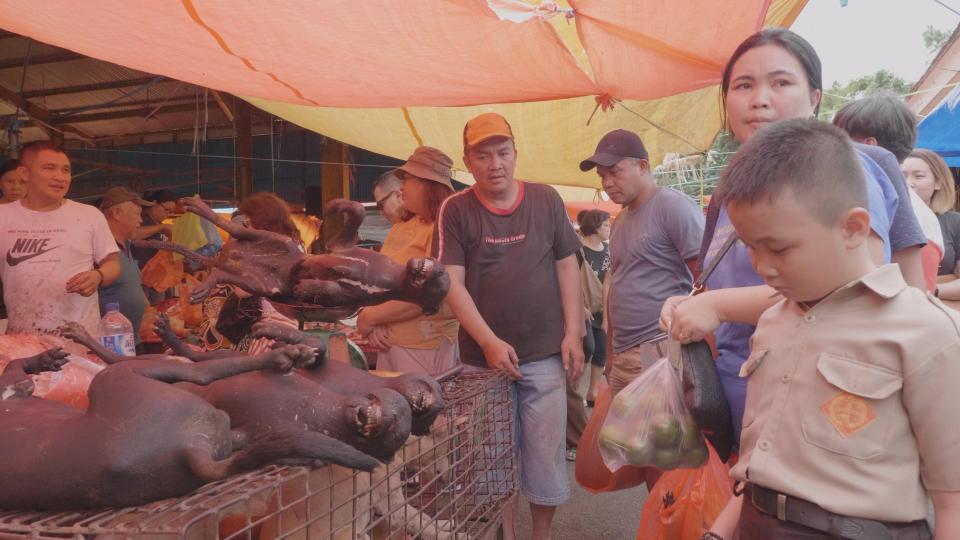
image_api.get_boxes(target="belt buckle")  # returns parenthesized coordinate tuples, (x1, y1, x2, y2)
(776, 493, 787, 521)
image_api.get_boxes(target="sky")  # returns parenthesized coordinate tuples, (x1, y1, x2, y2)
(792, 0, 960, 87)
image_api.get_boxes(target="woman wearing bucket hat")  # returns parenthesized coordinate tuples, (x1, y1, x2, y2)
(356, 146, 460, 375)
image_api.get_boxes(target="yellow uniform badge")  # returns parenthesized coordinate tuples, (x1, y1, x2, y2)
(821, 392, 876, 438)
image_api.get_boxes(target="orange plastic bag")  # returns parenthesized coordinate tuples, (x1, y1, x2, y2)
(636, 442, 732, 540)
(575, 386, 648, 493)
(141, 250, 184, 292)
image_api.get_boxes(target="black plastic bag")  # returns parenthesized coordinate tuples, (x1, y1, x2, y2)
(679, 340, 734, 463)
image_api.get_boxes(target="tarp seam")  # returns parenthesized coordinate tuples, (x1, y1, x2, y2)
(180, 0, 320, 106)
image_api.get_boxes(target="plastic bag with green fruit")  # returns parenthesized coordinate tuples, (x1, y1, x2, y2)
(598, 357, 709, 472)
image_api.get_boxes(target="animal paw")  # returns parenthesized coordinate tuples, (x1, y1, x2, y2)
(287, 344, 319, 368)
(20, 348, 69, 376)
(269, 346, 299, 373)
(58, 321, 91, 343)
(153, 313, 173, 335)
(34, 348, 69, 373)
(251, 321, 303, 343)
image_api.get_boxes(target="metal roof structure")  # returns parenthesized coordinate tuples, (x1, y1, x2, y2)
(0, 31, 259, 150)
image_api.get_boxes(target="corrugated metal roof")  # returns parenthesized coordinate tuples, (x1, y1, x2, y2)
(0, 33, 250, 149)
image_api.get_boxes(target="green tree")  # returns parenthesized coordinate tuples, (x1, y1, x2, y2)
(923, 25, 951, 53)
(817, 69, 914, 122)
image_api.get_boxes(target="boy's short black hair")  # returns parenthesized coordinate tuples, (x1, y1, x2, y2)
(832, 92, 916, 163)
(715, 118, 866, 226)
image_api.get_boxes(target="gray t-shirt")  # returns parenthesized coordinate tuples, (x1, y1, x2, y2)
(609, 187, 704, 352)
(437, 182, 582, 367)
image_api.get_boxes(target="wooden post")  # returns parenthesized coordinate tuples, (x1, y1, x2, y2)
(319, 138, 351, 245)
(235, 99, 253, 203)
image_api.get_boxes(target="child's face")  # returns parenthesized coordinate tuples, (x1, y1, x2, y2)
(727, 193, 856, 303)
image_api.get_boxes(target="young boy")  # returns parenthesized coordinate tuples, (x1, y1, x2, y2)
(706, 119, 960, 539)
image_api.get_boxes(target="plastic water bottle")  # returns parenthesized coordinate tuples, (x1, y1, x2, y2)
(98, 303, 136, 357)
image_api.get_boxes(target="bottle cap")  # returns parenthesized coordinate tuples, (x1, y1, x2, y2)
(106, 303, 120, 312)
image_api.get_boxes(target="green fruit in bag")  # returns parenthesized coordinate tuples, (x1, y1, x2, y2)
(624, 438, 655, 466)
(653, 448, 682, 470)
(599, 425, 628, 450)
(652, 416, 681, 448)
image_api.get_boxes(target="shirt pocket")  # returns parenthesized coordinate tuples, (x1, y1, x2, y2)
(739, 349, 768, 430)
(801, 352, 903, 460)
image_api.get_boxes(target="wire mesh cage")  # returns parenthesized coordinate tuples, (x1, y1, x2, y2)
(0, 369, 517, 540)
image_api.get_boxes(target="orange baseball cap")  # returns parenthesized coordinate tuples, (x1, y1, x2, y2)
(463, 112, 514, 148)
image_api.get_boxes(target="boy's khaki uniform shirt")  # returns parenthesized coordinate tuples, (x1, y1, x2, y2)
(730, 264, 960, 522)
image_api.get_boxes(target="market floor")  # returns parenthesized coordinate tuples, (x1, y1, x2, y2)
(514, 397, 649, 540)
(515, 460, 648, 540)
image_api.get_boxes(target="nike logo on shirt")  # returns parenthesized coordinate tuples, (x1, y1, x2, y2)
(5, 237, 59, 266)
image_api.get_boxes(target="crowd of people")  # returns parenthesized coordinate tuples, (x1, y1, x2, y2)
(0, 25, 958, 540)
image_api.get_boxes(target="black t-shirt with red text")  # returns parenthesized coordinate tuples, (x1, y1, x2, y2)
(436, 182, 581, 367)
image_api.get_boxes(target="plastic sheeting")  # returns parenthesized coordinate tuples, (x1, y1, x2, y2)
(0, 0, 807, 189)
(917, 86, 960, 167)
(244, 0, 806, 190)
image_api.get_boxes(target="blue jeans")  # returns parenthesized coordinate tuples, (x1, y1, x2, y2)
(464, 355, 570, 506)
(513, 355, 569, 505)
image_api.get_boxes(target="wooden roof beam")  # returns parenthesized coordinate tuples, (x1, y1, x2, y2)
(0, 84, 97, 142)
(21, 77, 164, 99)
(0, 51, 85, 70)
(52, 96, 198, 116)
(31, 100, 217, 124)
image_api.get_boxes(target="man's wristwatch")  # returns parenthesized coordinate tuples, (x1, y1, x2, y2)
(94, 268, 105, 285)
(701, 533, 724, 540)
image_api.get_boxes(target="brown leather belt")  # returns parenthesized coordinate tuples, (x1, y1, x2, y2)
(747, 484, 930, 540)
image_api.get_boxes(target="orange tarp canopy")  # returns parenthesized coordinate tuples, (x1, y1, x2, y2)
(0, 0, 807, 190)
(0, 0, 797, 108)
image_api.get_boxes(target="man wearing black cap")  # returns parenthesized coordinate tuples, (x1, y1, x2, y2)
(580, 130, 704, 397)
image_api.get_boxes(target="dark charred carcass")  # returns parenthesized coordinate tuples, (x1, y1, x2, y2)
(136, 197, 450, 321)
(0, 340, 377, 511)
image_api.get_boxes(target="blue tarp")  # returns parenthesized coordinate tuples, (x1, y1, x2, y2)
(917, 85, 960, 167)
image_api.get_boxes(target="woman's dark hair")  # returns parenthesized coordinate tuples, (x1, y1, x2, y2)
(578, 209, 610, 236)
(415, 178, 454, 223)
(0, 158, 18, 178)
(238, 192, 301, 243)
(720, 28, 823, 124)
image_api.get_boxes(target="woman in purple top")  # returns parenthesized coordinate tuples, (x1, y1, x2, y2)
(659, 28, 924, 450)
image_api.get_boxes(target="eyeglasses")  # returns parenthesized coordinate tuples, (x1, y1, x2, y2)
(375, 190, 400, 211)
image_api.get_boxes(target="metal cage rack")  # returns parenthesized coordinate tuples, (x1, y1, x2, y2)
(0, 369, 517, 540)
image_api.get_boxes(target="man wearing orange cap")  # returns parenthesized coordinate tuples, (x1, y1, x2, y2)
(436, 112, 585, 540)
